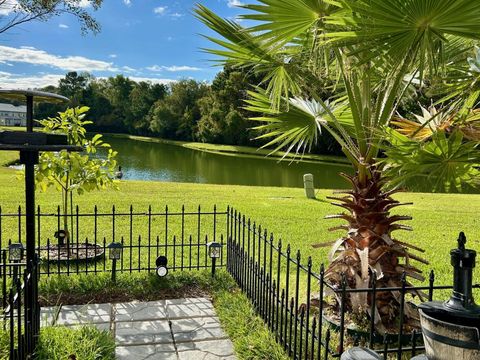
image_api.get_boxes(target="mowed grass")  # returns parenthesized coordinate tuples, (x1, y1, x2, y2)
(1, 164, 479, 359)
(0, 151, 18, 166)
(0, 164, 478, 287)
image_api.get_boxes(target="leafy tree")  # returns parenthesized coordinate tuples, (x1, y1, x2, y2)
(129, 82, 167, 134)
(80, 81, 113, 130)
(58, 72, 90, 104)
(197, 68, 251, 145)
(0, 0, 103, 35)
(149, 80, 208, 141)
(35, 107, 117, 252)
(102, 75, 135, 132)
(195, 0, 480, 331)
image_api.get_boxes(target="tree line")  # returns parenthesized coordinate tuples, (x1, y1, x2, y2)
(34, 68, 342, 155)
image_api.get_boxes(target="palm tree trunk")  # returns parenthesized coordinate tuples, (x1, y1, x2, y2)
(324, 167, 428, 331)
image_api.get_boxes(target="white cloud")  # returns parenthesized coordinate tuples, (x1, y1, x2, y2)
(147, 65, 201, 72)
(0, 45, 119, 72)
(122, 66, 136, 72)
(153, 6, 167, 15)
(0, 72, 176, 90)
(129, 76, 176, 85)
(77, 0, 91, 8)
(109, 54, 117, 58)
(0, 0, 18, 15)
(123, 0, 131, 6)
(0, 72, 64, 89)
(227, 0, 244, 8)
(170, 12, 184, 18)
(59, 23, 69, 29)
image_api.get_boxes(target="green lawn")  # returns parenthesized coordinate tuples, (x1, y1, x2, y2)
(0, 151, 18, 166)
(1, 164, 478, 358)
(0, 165, 478, 287)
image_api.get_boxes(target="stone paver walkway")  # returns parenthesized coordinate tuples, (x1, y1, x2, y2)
(41, 297, 236, 359)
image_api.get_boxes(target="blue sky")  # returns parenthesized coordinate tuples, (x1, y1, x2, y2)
(0, 0, 245, 89)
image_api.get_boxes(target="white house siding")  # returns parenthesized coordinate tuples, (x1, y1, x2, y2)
(0, 103, 27, 127)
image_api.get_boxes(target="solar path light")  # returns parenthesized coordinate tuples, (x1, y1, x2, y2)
(207, 242, 222, 277)
(9, 242, 24, 284)
(156, 256, 168, 278)
(108, 242, 123, 283)
(8, 243, 24, 262)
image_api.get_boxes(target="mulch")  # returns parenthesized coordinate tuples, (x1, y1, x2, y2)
(39, 285, 211, 307)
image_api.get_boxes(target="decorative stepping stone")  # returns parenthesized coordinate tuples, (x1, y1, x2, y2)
(115, 344, 177, 360)
(176, 339, 236, 359)
(171, 316, 228, 342)
(115, 320, 172, 345)
(55, 303, 111, 325)
(114, 300, 167, 322)
(166, 298, 216, 319)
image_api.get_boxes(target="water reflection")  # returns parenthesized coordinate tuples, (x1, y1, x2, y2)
(104, 136, 352, 189)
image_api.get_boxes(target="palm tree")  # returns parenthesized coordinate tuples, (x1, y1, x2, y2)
(195, 0, 480, 330)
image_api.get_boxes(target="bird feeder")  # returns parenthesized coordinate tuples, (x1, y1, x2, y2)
(0, 89, 81, 349)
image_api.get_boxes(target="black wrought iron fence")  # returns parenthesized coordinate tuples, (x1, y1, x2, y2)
(1, 204, 478, 359)
(0, 205, 228, 277)
(1, 258, 40, 360)
(225, 208, 480, 359)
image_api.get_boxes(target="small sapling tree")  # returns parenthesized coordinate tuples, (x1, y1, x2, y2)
(34, 106, 118, 255)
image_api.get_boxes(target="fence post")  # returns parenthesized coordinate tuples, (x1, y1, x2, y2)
(305, 257, 312, 358)
(369, 269, 377, 349)
(339, 273, 347, 355)
(396, 272, 407, 360)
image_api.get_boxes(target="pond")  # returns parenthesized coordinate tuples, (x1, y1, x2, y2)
(103, 135, 352, 189)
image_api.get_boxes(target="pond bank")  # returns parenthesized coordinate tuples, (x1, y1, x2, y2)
(106, 133, 350, 166)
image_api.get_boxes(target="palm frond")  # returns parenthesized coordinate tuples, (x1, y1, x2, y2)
(245, 89, 358, 159)
(381, 129, 480, 193)
(241, 0, 337, 48)
(326, 0, 480, 75)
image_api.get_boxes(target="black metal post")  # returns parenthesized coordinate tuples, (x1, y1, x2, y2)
(112, 258, 117, 283)
(20, 149, 39, 351)
(26, 95, 33, 132)
(211, 257, 217, 278)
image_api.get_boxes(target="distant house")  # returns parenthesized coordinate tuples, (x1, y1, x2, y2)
(0, 103, 27, 127)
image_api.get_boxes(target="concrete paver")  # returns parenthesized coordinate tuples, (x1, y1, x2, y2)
(171, 316, 228, 342)
(115, 319, 172, 345)
(40, 297, 236, 359)
(115, 344, 177, 360)
(115, 300, 167, 322)
(55, 303, 112, 325)
(166, 297, 216, 319)
(177, 339, 236, 359)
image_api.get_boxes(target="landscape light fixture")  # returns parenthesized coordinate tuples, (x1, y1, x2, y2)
(156, 256, 168, 278)
(8, 243, 24, 262)
(108, 242, 123, 283)
(207, 242, 222, 259)
(108, 242, 123, 260)
(207, 242, 222, 277)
